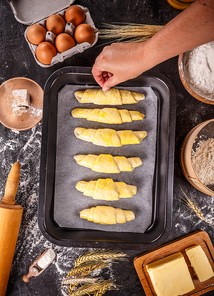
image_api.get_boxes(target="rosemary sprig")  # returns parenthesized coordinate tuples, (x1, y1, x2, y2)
(74, 249, 127, 268)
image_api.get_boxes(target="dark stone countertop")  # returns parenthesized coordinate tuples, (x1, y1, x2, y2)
(0, 0, 214, 295)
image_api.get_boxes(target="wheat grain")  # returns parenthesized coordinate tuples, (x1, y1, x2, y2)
(99, 23, 163, 43)
(67, 261, 108, 277)
(179, 186, 214, 225)
(74, 249, 127, 267)
(94, 280, 116, 296)
(61, 276, 100, 285)
(68, 280, 114, 296)
(65, 262, 109, 294)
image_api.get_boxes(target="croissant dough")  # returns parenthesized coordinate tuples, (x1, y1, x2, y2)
(80, 206, 135, 224)
(74, 128, 147, 147)
(74, 88, 145, 105)
(71, 108, 145, 124)
(74, 154, 142, 173)
(76, 178, 137, 200)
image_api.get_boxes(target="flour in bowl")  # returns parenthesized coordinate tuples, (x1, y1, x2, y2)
(183, 41, 214, 101)
(192, 138, 214, 186)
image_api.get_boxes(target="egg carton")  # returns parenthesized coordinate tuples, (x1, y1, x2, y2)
(8, 0, 99, 68)
(25, 5, 99, 67)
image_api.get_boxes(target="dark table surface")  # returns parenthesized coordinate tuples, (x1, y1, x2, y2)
(0, 0, 214, 295)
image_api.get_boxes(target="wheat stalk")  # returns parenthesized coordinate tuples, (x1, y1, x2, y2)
(68, 280, 115, 296)
(62, 278, 98, 295)
(74, 249, 127, 268)
(65, 262, 108, 294)
(62, 250, 124, 296)
(99, 23, 163, 43)
(61, 276, 100, 286)
(94, 281, 117, 296)
(67, 261, 108, 278)
(178, 186, 214, 225)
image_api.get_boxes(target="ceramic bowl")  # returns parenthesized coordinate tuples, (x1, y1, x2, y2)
(178, 53, 214, 105)
(0, 77, 43, 131)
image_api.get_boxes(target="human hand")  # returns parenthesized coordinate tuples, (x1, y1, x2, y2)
(92, 42, 146, 91)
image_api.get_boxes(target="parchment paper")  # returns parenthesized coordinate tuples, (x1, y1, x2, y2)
(54, 85, 157, 233)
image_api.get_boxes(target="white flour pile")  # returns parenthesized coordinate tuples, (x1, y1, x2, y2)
(183, 41, 214, 101)
(192, 138, 214, 185)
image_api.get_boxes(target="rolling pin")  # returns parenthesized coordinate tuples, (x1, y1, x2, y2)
(0, 162, 23, 296)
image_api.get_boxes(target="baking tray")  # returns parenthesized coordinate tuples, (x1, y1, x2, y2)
(38, 66, 176, 248)
(134, 230, 214, 296)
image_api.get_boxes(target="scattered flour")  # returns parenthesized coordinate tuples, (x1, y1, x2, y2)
(183, 41, 214, 101)
(29, 106, 42, 117)
(191, 138, 214, 185)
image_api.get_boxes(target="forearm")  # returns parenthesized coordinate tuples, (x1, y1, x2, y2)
(92, 0, 214, 90)
(140, 0, 214, 71)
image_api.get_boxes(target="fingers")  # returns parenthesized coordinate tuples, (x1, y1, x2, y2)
(92, 46, 114, 89)
(103, 74, 118, 92)
(102, 71, 113, 82)
(92, 43, 140, 91)
(92, 65, 115, 91)
(91, 66, 105, 88)
(101, 72, 114, 91)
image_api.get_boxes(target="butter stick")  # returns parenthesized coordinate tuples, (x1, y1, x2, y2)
(146, 252, 194, 296)
(185, 245, 214, 282)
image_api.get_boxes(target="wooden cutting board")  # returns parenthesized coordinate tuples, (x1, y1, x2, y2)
(134, 230, 214, 296)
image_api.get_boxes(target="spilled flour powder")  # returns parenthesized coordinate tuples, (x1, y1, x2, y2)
(192, 138, 214, 185)
(183, 41, 214, 101)
(0, 124, 117, 295)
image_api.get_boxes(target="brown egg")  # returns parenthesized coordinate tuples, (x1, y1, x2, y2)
(55, 33, 76, 53)
(27, 24, 46, 45)
(74, 24, 95, 44)
(65, 5, 86, 26)
(36, 42, 57, 65)
(46, 14, 65, 36)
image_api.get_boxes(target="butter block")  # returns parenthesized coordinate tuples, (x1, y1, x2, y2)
(146, 252, 194, 296)
(185, 245, 214, 282)
(12, 89, 30, 107)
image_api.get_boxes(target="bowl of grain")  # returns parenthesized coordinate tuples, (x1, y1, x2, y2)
(178, 41, 214, 105)
(180, 119, 214, 196)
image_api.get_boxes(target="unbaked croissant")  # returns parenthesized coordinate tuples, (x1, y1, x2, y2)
(71, 108, 145, 124)
(74, 88, 145, 105)
(74, 128, 147, 147)
(74, 154, 142, 173)
(80, 206, 135, 224)
(76, 178, 137, 200)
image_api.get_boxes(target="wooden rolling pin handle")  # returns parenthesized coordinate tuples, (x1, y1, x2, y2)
(2, 162, 20, 205)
